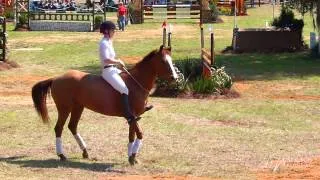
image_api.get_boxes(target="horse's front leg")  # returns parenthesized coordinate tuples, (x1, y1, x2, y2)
(128, 120, 143, 165)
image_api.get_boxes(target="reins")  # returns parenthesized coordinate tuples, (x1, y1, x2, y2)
(122, 67, 150, 95)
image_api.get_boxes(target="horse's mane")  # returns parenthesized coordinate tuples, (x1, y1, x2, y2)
(135, 49, 158, 67)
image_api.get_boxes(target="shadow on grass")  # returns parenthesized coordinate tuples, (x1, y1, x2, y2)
(216, 52, 320, 81)
(0, 156, 124, 173)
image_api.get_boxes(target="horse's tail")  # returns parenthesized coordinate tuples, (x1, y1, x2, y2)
(32, 78, 53, 124)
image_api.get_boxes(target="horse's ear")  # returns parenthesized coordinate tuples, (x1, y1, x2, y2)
(159, 45, 164, 51)
(159, 45, 171, 52)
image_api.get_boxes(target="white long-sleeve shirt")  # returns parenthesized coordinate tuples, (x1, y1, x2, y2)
(99, 37, 116, 68)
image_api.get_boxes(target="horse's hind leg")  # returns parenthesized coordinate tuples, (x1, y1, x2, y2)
(67, 103, 88, 159)
(54, 106, 71, 161)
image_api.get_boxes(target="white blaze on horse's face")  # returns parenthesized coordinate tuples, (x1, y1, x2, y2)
(165, 54, 178, 80)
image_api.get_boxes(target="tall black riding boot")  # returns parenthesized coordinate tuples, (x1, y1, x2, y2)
(121, 94, 140, 123)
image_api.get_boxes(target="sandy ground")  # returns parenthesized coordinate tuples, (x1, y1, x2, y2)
(1, 67, 319, 179)
(256, 157, 320, 179)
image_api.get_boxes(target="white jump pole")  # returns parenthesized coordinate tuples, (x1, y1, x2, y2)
(272, 0, 275, 20)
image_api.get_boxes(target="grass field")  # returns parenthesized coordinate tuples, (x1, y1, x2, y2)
(0, 4, 320, 180)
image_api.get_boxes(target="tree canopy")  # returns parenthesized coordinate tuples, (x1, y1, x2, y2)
(287, 0, 319, 32)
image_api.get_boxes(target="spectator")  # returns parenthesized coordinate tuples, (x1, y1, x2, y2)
(117, 2, 127, 31)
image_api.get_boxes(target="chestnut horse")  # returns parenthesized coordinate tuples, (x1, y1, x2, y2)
(31, 46, 177, 164)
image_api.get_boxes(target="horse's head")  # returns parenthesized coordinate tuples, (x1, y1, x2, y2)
(153, 45, 178, 81)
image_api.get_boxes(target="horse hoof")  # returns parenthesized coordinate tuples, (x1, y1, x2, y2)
(128, 155, 136, 165)
(82, 149, 89, 159)
(134, 159, 139, 164)
(145, 105, 154, 112)
(58, 154, 67, 161)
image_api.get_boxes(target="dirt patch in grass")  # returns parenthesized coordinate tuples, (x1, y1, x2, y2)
(256, 157, 320, 179)
(0, 61, 20, 71)
(0, 75, 49, 97)
(120, 56, 143, 64)
(179, 116, 266, 127)
(234, 81, 320, 101)
(177, 89, 241, 99)
(98, 175, 215, 180)
(10, 34, 99, 46)
(211, 119, 266, 128)
(268, 94, 320, 101)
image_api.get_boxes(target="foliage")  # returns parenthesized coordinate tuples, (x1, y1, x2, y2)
(154, 66, 185, 96)
(4, 8, 14, 19)
(18, 13, 28, 26)
(155, 59, 233, 96)
(174, 58, 203, 81)
(85, 0, 93, 8)
(272, 5, 304, 31)
(287, 0, 319, 32)
(94, 16, 104, 30)
(209, 0, 219, 21)
(188, 66, 232, 94)
(218, 6, 233, 16)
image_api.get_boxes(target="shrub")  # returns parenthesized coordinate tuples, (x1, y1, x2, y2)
(218, 7, 232, 15)
(18, 13, 28, 26)
(4, 8, 14, 19)
(154, 66, 185, 97)
(154, 59, 233, 97)
(174, 58, 202, 81)
(272, 5, 304, 31)
(209, 1, 219, 21)
(189, 66, 232, 94)
(94, 16, 104, 30)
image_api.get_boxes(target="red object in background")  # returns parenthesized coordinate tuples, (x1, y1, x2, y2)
(118, 5, 127, 16)
(236, 0, 247, 16)
(0, 0, 12, 7)
(6, 0, 12, 7)
(202, 61, 212, 79)
(162, 21, 167, 28)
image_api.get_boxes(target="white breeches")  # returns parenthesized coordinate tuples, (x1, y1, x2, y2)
(102, 67, 129, 95)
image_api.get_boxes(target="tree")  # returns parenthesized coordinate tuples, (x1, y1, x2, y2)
(288, 0, 319, 53)
(288, 0, 319, 30)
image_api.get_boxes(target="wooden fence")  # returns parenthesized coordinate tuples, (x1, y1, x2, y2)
(30, 12, 93, 21)
(144, 4, 200, 20)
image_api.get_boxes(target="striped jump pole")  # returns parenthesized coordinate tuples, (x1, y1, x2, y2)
(162, 21, 172, 48)
(210, 25, 215, 66)
(162, 21, 167, 47)
(168, 23, 172, 48)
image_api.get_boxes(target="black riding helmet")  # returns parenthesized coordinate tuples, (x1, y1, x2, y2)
(100, 21, 116, 34)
